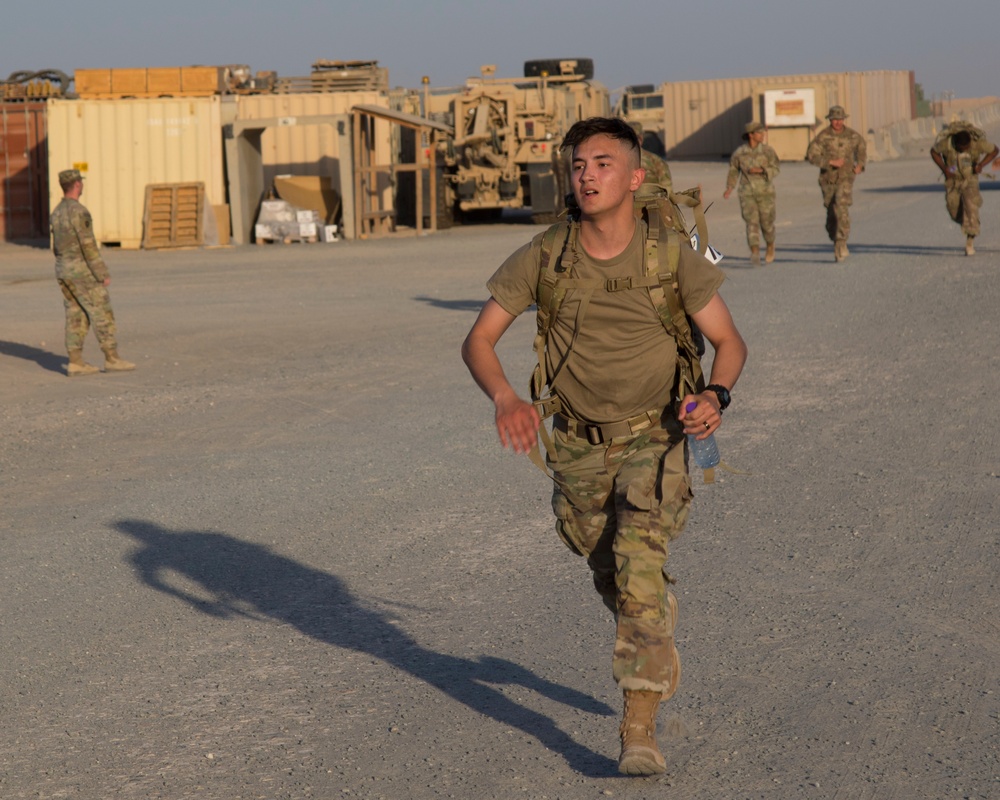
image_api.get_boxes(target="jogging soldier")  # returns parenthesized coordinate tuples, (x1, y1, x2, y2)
(806, 105, 867, 262)
(462, 117, 748, 775)
(930, 122, 999, 255)
(725, 121, 780, 265)
(51, 169, 135, 376)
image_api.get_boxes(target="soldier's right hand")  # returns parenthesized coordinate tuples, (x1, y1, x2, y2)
(494, 392, 541, 455)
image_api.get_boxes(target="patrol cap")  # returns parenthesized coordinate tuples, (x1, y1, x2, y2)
(58, 168, 84, 187)
(742, 121, 766, 139)
(826, 105, 848, 120)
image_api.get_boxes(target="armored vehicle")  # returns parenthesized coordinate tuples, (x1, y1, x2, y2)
(429, 59, 609, 225)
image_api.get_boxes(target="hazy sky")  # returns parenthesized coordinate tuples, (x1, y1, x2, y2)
(3, 0, 997, 101)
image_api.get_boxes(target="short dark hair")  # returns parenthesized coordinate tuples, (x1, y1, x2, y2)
(952, 131, 972, 150)
(562, 117, 641, 156)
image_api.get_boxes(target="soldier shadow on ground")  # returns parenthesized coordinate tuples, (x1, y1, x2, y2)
(413, 296, 484, 313)
(863, 182, 1000, 194)
(113, 519, 619, 777)
(0, 340, 66, 374)
(776, 242, 978, 258)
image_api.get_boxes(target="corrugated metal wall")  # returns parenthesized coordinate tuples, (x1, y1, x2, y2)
(46, 97, 226, 248)
(658, 70, 914, 159)
(1, 101, 49, 241)
(236, 92, 391, 195)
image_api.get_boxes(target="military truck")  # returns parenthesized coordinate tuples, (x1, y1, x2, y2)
(615, 84, 669, 158)
(427, 59, 609, 225)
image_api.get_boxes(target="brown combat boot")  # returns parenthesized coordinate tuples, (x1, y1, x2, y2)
(103, 349, 136, 372)
(750, 246, 761, 267)
(966, 236, 976, 256)
(619, 690, 665, 775)
(67, 349, 99, 377)
(834, 240, 849, 262)
(765, 242, 775, 263)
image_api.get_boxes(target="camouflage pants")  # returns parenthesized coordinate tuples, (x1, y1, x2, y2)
(58, 278, 118, 353)
(549, 414, 690, 694)
(738, 184, 776, 249)
(945, 178, 983, 236)
(820, 176, 855, 243)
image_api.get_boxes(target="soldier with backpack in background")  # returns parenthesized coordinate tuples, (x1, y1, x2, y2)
(461, 117, 748, 775)
(930, 122, 998, 255)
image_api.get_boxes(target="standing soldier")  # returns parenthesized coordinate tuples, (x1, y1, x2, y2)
(930, 122, 999, 256)
(630, 122, 673, 194)
(724, 121, 780, 266)
(51, 169, 136, 376)
(806, 106, 867, 262)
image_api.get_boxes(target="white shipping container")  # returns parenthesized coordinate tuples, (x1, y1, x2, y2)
(46, 97, 226, 249)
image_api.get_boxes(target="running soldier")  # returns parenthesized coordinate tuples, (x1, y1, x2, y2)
(462, 118, 747, 775)
(930, 122, 998, 255)
(806, 105, 867, 262)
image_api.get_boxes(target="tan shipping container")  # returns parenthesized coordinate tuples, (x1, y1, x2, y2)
(646, 70, 914, 160)
(47, 96, 227, 248)
(235, 91, 392, 199)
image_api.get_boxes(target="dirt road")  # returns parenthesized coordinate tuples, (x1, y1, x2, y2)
(1, 144, 997, 799)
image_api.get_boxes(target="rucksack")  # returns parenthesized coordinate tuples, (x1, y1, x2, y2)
(526, 184, 712, 474)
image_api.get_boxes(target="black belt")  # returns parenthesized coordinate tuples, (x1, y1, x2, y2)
(554, 407, 665, 446)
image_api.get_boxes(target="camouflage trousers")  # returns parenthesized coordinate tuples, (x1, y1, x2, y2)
(548, 413, 690, 694)
(944, 178, 983, 236)
(58, 278, 118, 353)
(738, 184, 776, 249)
(820, 175, 856, 243)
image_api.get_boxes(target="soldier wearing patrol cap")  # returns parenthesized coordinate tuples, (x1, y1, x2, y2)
(724, 121, 780, 265)
(51, 168, 135, 376)
(806, 105, 867, 262)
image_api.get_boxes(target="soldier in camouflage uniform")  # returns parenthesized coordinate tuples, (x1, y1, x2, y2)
(630, 122, 673, 195)
(806, 106, 867, 262)
(930, 123, 999, 256)
(724, 121, 780, 266)
(462, 118, 748, 776)
(51, 169, 135, 376)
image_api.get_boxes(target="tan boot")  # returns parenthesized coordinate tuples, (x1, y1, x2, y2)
(750, 246, 761, 267)
(765, 242, 775, 263)
(619, 690, 666, 775)
(966, 236, 976, 256)
(103, 349, 136, 372)
(67, 349, 99, 377)
(834, 240, 849, 262)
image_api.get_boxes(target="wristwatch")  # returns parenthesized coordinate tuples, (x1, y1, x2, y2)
(705, 384, 732, 412)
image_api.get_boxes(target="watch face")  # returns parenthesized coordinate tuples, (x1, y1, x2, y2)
(708, 385, 731, 410)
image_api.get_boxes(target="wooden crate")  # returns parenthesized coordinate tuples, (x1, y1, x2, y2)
(142, 182, 205, 249)
(147, 67, 183, 95)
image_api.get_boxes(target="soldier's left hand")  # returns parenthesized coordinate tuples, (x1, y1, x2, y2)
(678, 392, 721, 439)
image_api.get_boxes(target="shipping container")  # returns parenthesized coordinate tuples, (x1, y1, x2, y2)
(623, 70, 914, 161)
(1, 101, 49, 241)
(46, 97, 227, 248)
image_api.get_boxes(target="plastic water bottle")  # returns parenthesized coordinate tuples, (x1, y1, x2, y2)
(686, 401, 720, 469)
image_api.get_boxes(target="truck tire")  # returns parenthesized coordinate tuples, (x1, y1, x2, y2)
(523, 58, 594, 81)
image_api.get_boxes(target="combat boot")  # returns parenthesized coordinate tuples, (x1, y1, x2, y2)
(618, 690, 665, 775)
(103, 348, 136, 372)
(834, 241, 849, 262)
(67, 349, 99, 377)
(750, 246, 761, 267)
(765, 242, 775, 263)
(966, 236, 976, 256)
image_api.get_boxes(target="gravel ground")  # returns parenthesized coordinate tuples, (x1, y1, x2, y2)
(1, 134, 998, 800)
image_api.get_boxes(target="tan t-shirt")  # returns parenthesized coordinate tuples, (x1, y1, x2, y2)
(488, 219, 724, 423)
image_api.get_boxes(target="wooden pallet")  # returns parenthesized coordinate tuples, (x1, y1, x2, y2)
(142, 183, 205, 249)
(255, 234, 318, 245)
